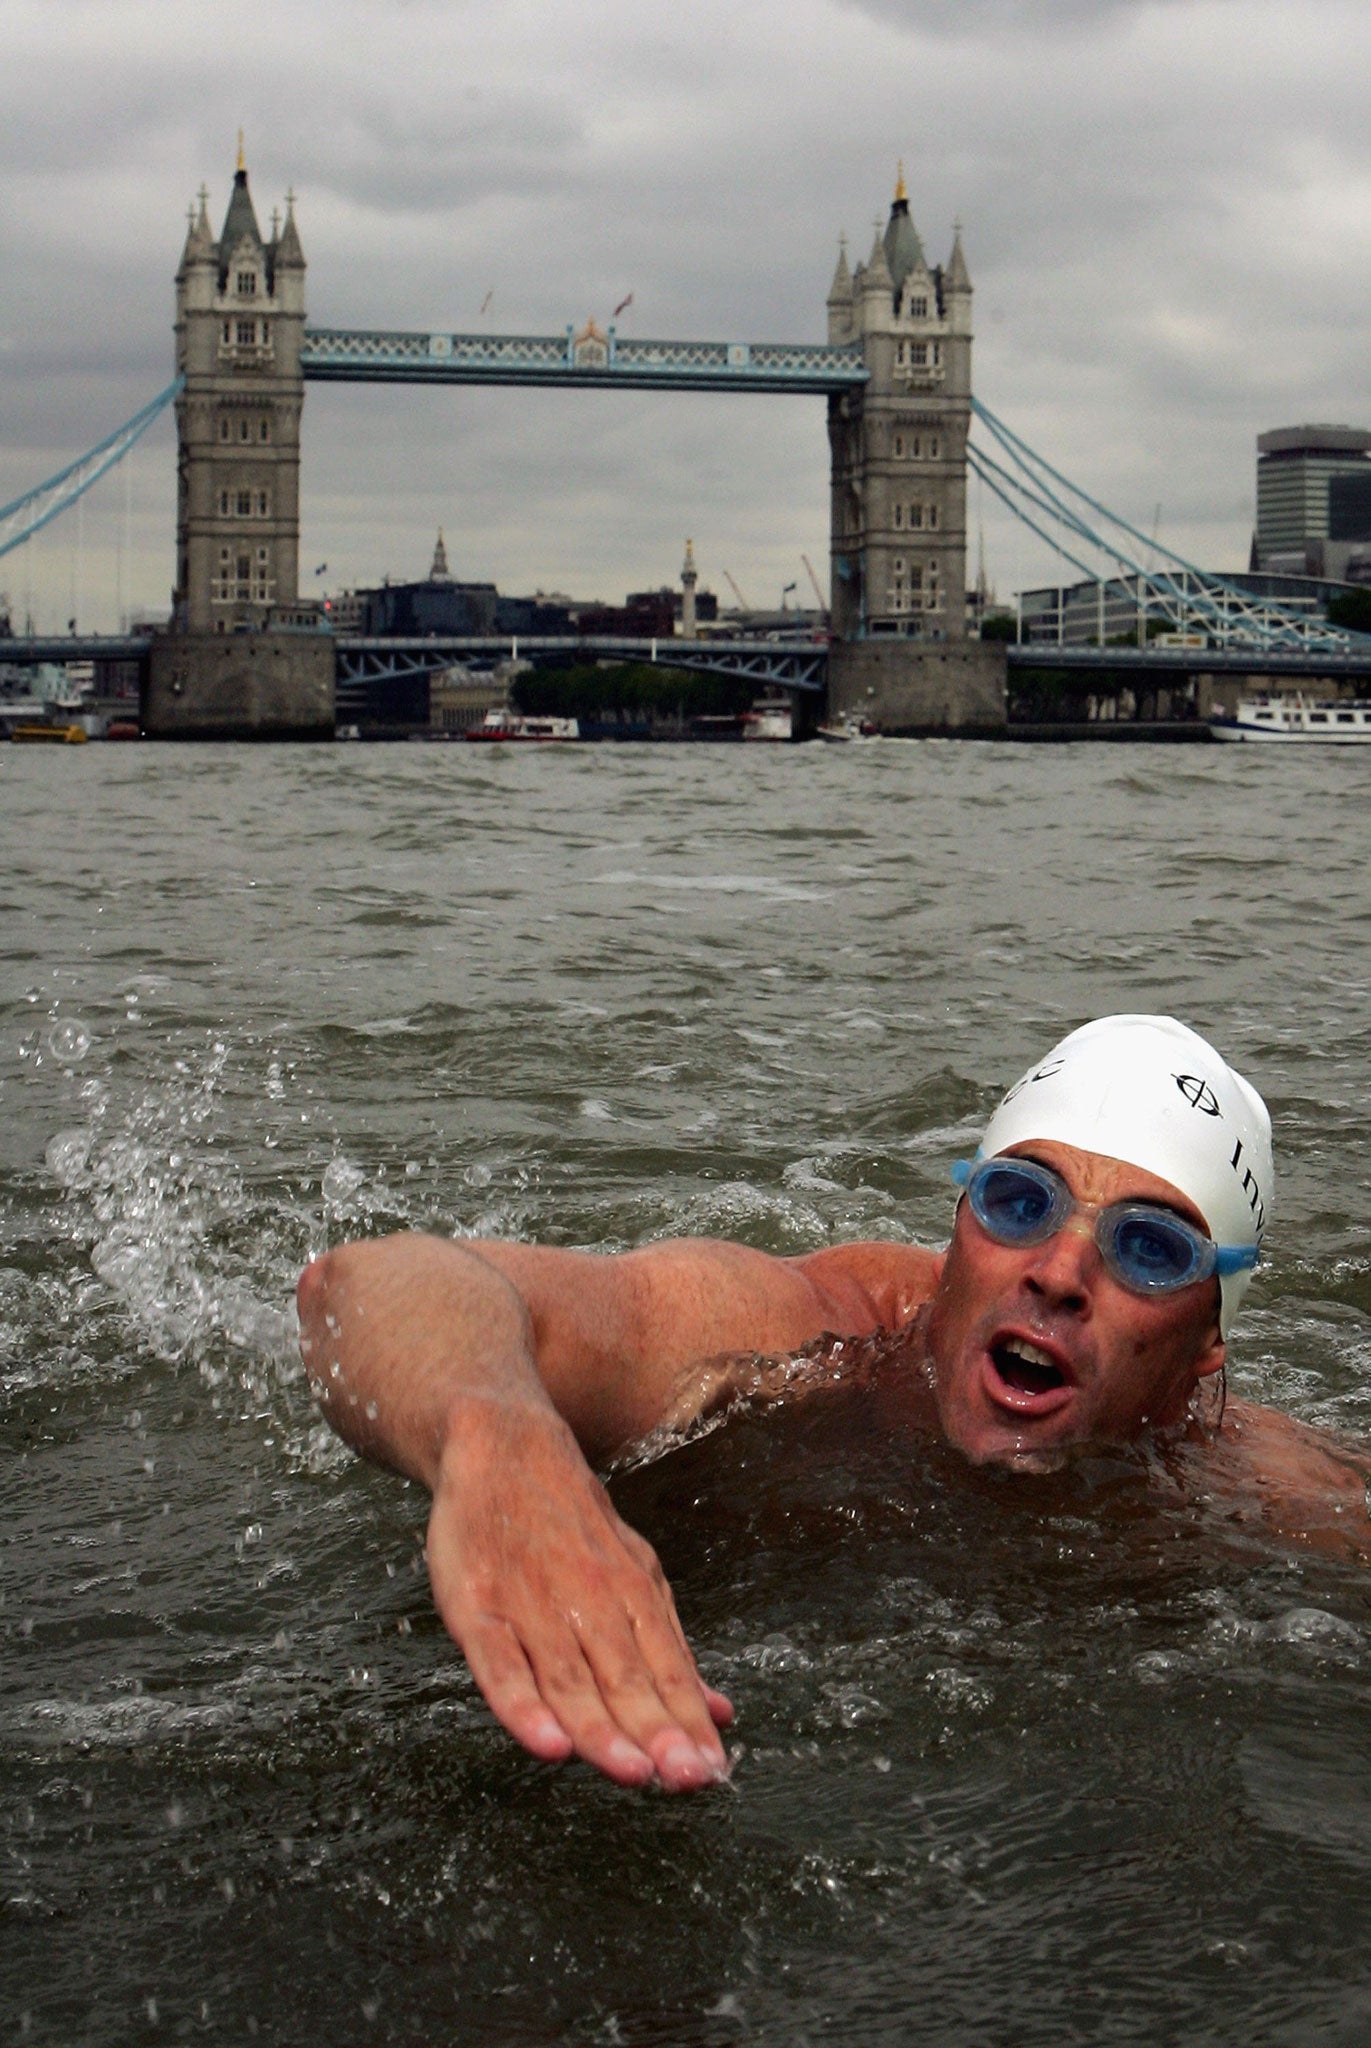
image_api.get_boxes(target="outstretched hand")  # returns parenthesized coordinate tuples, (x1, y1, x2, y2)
(426, 1393, 733, 1791)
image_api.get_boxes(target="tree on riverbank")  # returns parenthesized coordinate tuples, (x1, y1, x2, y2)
(513, 661, 756, 730)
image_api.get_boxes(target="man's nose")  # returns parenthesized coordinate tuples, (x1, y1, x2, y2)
(1021, 1221, 1097, 1310)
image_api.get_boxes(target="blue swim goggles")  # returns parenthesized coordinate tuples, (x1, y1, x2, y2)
(951, 1156, 1258, 1297)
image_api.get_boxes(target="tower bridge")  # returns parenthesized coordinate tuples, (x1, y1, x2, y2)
(130, 149, 991, 735)
(5, 150, 1368, 737)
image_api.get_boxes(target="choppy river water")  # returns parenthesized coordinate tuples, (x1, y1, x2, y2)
(3, 738, 1371, 2045)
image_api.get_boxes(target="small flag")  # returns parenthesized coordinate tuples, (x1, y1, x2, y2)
(782, 582, 797, 594)
(613, 292, 633, 318)
(479, 290, 493, 315)
(314, 562, 328, 576)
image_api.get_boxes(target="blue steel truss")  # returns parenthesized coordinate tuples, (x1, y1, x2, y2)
(334, 635, 828, 692)
(302, 328, 867, 395)
(968, 398, 1363, 654)
(0, 378, 184, 562)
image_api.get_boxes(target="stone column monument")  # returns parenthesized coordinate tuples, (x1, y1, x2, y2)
(680, 538, 699, 640)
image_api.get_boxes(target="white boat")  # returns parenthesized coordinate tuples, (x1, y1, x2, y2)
(1210, 693, 1371, 743)
(741, 694, 793, 742)
(466, 709, 580, 742)
(815, 713, 878, 743)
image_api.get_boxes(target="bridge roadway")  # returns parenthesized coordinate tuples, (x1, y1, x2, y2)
(8, 633, 1371, 694)
(300, 330, 868, 395)
(333, 634, 829, 692)
(1005, 641, 1371, 677)
(0, 631, 829, 695)
(2, 635, 153, 664)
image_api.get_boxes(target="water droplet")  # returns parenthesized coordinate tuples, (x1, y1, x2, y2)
(1268, 1606, 1361, 1648)
(47, 1019, 92, 1065)
(45, 1128, 93, 1184)
(322, 1157, 366, 1205)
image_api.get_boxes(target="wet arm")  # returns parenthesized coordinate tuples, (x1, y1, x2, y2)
(295, 1230, 910, 1790)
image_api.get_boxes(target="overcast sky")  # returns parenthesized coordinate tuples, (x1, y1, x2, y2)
(4, 0, 1370, 631)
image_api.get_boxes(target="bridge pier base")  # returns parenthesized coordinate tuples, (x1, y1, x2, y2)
(828, 640, 1007, 734)
(143, 631, 335, 740)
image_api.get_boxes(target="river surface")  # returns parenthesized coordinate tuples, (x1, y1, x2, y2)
(3, 738, 1370, 2046)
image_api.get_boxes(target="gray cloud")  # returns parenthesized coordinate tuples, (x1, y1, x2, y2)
(3, 0, 1371, 628)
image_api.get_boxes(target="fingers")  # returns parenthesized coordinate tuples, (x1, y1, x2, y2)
(462, 1615, 655, 1786)
(464, 1605, 721, 1790)
(573, 1604, 729, 1790)
(432, 1537, 731, 1789)
(458, 1615, 576, 1765)
(424, 1426, 735, 1791)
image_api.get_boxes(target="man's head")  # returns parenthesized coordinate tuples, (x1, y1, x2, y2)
(923, 1017, 1273, 1467)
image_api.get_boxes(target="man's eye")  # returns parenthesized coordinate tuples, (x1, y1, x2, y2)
(1118, 1218, 1189, 1274)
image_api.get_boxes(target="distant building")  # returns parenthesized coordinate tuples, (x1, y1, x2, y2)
(1019, 568, 1359, 646)
(364, 531, 499, 635)
(429, 661, 515, 733)
(324, 534, 574, 638)
(493, 593, 577, 635)
(572, 590, 676, 638)
(1255, 424, 1371, 577)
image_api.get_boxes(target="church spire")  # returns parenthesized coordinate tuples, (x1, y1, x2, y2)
(430, 530, 451, 582)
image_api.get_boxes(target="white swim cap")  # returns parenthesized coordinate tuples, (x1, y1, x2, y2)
(977, 1015, 1272, 1336)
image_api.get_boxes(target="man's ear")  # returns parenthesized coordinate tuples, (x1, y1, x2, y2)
(1193, 1332, 1226, 1382)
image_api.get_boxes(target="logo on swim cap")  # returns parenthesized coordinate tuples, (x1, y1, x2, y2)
(977, 1016, 1272, 1338)
(1174, 1075, 1220, 1116)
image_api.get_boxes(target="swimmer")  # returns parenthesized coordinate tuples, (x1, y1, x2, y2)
(297, 1015, 1370, 1793)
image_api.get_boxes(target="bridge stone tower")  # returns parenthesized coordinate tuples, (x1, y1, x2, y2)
(172, 149, 309, 632)
(826, 170, 972, 643)
(149, 148, 330, 736)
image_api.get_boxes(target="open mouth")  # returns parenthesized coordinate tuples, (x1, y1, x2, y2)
(984, 1336, 1075, 1415)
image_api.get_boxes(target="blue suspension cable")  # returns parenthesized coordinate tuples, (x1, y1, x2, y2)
(0, 376, 184, 560)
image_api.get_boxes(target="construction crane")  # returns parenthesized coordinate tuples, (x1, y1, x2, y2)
(722, 569, 753, 611)
(801, 553, 829, 614)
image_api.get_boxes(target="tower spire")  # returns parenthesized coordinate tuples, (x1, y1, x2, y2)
(883, 161, 925, 292)
(827, 232, 853, 304)
(237, 128, 246, 174)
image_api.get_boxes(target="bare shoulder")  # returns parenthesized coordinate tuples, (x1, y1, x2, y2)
(788, 1239, 942, 1335)
(1204, 1396, 1371, 1556)
(1220, 1396, 1371, 1487)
